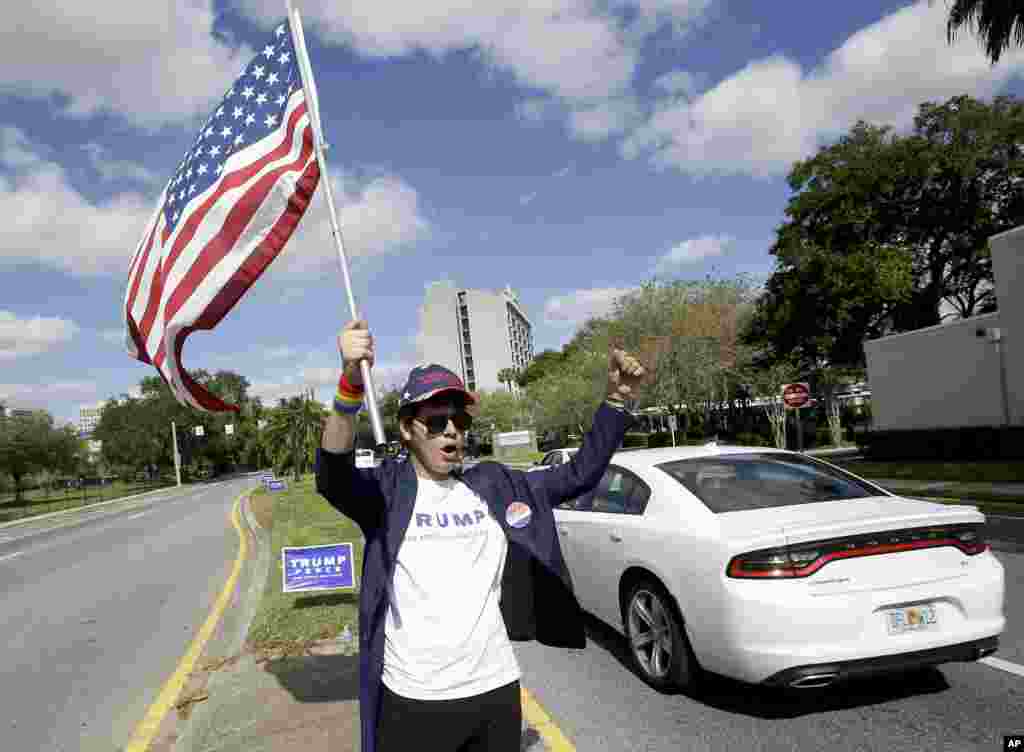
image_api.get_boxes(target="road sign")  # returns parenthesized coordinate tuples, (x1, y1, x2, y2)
(782, 382, 811, 409)
(667, 414, 677, 431)
(282, 542, 356, 593)
(225, 423, 234, 436)
(194, 425, 205, 437)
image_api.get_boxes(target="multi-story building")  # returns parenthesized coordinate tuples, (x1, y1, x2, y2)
(417, 280, 534, 393)
(78, 402, 107, 437)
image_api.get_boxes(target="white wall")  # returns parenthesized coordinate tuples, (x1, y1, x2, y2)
(864, 222, 1023, 431)
(865, 313, 1006, 430)
(990, 225, 1024, 426)
(417, 281, 463, 377)
(465, 289, 511, 393)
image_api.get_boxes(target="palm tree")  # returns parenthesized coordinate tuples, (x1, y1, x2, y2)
(263, 391, 326, 481)
(497, 367, 517, 394)
(939, 0, 1024, 63)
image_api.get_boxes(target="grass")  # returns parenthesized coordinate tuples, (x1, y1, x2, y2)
(831, 459, 1024, 483)
(0, 479, 174, 524)
(246, 474, 364, 649)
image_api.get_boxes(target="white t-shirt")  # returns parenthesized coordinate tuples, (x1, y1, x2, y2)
(381, 475, 521, 700)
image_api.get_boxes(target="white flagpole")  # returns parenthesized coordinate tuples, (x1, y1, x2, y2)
(286, 0, 386, 447)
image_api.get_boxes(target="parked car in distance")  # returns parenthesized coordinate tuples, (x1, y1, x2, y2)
(528, 447, 579, 472)
(553, 445, 1003, 693)
(355, 448, 376, 469)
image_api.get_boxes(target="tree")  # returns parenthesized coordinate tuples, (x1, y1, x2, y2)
(746, 95, 1024, 369)
(263, 391, 325, 481)
(939, 0, 1024, 63)
(516, 350, 563, 387)
(496, 368, 518, 394)
(0, 411, 80, 501)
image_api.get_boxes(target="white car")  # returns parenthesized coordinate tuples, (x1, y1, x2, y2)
(355, 448, 376, 469)
(553, 445, 1004, 692)
(529, 448, 579, 472)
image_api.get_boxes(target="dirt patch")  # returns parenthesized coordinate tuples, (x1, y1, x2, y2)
(249, 491, 275, 530)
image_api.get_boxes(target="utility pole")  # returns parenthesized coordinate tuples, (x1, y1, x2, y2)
(171, 421, 182, 487)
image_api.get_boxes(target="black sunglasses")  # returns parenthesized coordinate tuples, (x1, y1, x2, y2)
(415, 410, 473, 434)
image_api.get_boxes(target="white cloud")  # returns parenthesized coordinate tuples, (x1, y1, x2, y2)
(275, 171, 431, 275)
(0, 381, 99, 410)
(0, 311, 79, 360)
(567, 96, 642, 141)
(553, 165, 572, 178)
(236, 0, 710, 127)
(519, 191, 538, 206)
(652, 70, 704, 96)
(0, 131, 428, 279)
(543, 286, 639, 326)
(265, 346, 298, 360)
(0, 128, 155, 276)
(654, 233, 732, 272)
(99, 329, 125, 346)
(0, 1, 251, 126)
(81, 143, 160, 186)
(249, 358, 413, 404)
(625, 0, 1024, 176)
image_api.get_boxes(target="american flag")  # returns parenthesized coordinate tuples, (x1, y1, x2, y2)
(123, 19, 319, 411)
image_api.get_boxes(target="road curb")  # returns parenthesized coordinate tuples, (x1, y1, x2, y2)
(0, 483, 183, 530)
(171, 489, 270, 752)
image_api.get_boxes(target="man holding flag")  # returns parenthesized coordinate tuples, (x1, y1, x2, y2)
(317, 319, 647, 752)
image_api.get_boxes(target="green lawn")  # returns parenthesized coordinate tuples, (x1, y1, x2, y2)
(0, 479, 174, 524)
(246, 475, 364, 651)
(832, 459, 1024, 483)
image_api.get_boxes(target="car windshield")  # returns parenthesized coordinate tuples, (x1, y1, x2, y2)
(655, 453, 884, 513)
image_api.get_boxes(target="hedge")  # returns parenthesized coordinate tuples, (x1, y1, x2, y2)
(856, 425, 1024, 460)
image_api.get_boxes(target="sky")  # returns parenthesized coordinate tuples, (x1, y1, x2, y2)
(2, 0, 1024, 427)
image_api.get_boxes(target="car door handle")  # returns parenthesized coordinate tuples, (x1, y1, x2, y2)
(558, 527, 569, 536)
(609, 533, 622, 543)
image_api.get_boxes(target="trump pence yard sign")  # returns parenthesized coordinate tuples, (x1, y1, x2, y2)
(282, 542, 356, 593)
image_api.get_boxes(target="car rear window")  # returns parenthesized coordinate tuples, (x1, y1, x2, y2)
(655, 453, 885, 513)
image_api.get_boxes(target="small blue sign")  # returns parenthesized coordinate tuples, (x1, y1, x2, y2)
(267, 479, 287, 492)
(282, 542, 356, 593)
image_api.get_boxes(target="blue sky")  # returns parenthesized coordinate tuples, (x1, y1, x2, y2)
(3, 0, 1023, 425)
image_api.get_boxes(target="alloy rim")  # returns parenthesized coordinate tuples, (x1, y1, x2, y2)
(628, 588, 673, 679)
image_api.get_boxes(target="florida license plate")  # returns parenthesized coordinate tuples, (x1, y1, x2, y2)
(886, 604, 938, 635)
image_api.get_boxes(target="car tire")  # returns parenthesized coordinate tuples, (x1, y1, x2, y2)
(623, 578, 700, 693)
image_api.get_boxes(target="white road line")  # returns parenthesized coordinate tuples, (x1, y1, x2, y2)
(124, 512, 150, 521)
(0, 551, 24, 562)
(980, 656, 1024, 678)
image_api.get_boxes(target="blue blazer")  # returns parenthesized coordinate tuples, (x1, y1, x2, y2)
(315, 402, 633, 752)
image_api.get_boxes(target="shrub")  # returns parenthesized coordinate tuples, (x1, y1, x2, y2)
(621, 432, 649, 449)
(859, 426, 1024, 460)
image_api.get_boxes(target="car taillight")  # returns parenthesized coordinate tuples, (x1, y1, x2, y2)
(727, 523, 988, 579)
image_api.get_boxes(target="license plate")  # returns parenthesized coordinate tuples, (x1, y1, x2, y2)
(886, 604, 938, 635)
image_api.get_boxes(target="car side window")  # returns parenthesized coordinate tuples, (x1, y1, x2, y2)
(558, 487, 595, 511)
(592, 467, 634, 514)
(625, 475, 651, 515)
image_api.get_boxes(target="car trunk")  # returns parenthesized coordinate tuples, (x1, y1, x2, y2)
(720, 497, 986, 593)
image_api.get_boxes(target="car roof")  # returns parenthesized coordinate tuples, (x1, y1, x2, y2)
(610, 444, 795, 473)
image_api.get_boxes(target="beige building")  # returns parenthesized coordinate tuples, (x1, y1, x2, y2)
(417, 280, 534, 393)
(864, 226, 1023, 430)
(78, 401, 107, 437)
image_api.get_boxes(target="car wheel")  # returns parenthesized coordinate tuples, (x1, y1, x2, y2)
(624, 579, 699, 693)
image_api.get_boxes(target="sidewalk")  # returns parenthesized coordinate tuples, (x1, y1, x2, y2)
(171, 496, 548, 752)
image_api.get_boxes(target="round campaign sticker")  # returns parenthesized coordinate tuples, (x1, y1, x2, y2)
(505, 501, 533, 529)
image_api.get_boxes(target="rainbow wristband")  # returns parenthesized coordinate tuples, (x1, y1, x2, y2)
(334, 372, 365, 415)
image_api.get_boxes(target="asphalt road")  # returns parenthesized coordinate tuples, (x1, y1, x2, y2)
(515, 548, 1024, 752)
(0, 476, 256, 752)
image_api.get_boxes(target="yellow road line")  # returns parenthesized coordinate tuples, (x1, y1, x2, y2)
(521, 686, 576, 752)
(124, 492, 251, 752)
